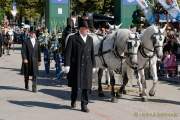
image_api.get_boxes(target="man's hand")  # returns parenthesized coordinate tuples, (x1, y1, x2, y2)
(93, 68, 97, 73)
(63, 66, 70, 73)
(24, 59, 28, 64)
(38, 62, 41, 66)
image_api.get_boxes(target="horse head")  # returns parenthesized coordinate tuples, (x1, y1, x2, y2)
(151, 24, 167, 58)
(126, 32, 141, 65)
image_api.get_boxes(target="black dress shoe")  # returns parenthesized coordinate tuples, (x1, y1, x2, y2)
(81, 105, 90, 113)
(25, 85, 29, 90)
(25, 81, 29, 90)
(71, 102, 76, 108)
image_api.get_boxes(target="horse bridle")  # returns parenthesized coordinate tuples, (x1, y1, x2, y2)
(151, 31, 164, 49)
(125, 33, 140, 57)
(136, 30, 164, 77)
(140, 30, 164, 58)
(96, 31, 140, 71)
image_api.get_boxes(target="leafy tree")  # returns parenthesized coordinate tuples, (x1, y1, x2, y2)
(71, 0, 114, 15)
(0, 0, 44, 24)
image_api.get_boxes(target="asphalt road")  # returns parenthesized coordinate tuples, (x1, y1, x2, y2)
(0, 45, 180, 120)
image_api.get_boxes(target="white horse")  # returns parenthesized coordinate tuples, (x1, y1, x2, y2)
(89, 29, 141, 102)
(119, 24, 167, 102)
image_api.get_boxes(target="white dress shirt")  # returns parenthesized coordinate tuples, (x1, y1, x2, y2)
(71, 17, 77, 28)
(80, 33, 87, 43)
(30, 38, 36, 47)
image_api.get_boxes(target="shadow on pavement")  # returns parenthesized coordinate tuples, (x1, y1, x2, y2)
(0, 85, 25, 91)
(0, 67, 20, 72)
(39, 88, 114, 103)
(118, 96, 180, 106)
(37, 78, 68, 87)
(8, 100, 71, 110)
(118, 97, 141, 102)
(89, 90, 114, 102)
(149, 98, 180, 105)
(39, 89, 71, 101)
(37, 69, 67, 85)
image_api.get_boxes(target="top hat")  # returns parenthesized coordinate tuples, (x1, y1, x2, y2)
(79, 20, 89, 28)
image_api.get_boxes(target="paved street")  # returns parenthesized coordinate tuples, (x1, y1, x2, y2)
(0, 45, 180, 120)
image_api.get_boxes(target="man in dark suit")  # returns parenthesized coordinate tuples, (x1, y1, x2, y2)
(67, 11, 79, 32)
(22, 30, 41, 92)
(64, 20, 96, 112)
(0, 31, 3, 57)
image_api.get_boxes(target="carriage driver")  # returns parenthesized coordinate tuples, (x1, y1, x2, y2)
(64, 20, 96, 112)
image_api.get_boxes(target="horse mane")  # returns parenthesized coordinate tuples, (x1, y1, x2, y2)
(141, 25, 157, 43)
(115, 29, 131, 53)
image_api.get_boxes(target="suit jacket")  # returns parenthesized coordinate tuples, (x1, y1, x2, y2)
(67, 17, 78, 29)
(22, 37, 41, 76)
(65, 32, 96, 89)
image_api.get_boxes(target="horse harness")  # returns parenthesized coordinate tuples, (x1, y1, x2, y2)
(127, 31, 164, 78)
(94, 32, 125, 70)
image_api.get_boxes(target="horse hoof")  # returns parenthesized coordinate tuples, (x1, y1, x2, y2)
(98, 92, 105, 97)
(139, 93, 143, 97)
(149, 92, 155, 97)
(141, 97, 148, 102)
(111, 97, 118, 103)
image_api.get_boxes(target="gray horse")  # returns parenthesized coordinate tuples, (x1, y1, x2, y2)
(119, 24, 167, 102)
(89, 29, 141, 102)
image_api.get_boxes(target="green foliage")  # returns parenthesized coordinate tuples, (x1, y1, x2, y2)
(71, 0, 114, 15)
(0, 8, 5, 24)
(0, 0, 44, 22)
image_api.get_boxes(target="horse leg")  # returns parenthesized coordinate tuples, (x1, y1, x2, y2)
(139, 69, 148, 102)
(137, 77, 143, 97)
(98, 68, 105, 97)
(132, 67, 143, 97)
(105, 68, 110, 88)
(118, 72, 128, 98)
(109, 70, 118, 103)
(149, 63, 158, 97)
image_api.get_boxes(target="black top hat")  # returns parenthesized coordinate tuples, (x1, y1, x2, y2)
(82, 12, 87, 17)
(79, 19, 89, 28)
(30, 26, 34, 32)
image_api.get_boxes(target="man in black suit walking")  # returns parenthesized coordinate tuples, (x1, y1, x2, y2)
(0, 31, 3, 57)
(64, 20, 96, 112)
(22, 29, 41, 92)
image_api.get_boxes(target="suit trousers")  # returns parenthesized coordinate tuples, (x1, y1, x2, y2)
(71, 87, 89, 107)
(24, 76, 37, 85)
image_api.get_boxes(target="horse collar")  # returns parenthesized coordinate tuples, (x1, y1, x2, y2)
(139, 44, 155, 59)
